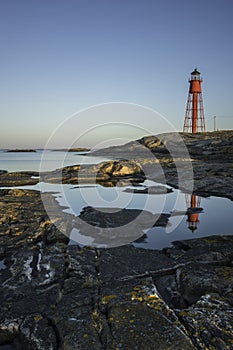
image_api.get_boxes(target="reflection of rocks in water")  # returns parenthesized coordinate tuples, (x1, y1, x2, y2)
(97, 179, 144, 187)
(72, 206, 170, 247)
(79, 206, 141, 228)
(123, 185, 173, 194)
(186, 207, 203, 214)
(78, 206, 170, 228)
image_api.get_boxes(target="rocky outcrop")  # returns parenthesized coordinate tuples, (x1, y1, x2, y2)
(1, 131, 233, 199)
(0, 171, 39, 187)
(1, 189, 233, 349)
(40, 160, 145, 186)
(88, 131, 233, 200)
(9, 130, 229, 199)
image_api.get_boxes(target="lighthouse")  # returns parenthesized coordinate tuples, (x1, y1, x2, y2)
(183, 68, 206, 133)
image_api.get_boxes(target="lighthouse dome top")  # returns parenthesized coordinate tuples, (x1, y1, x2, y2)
(191, 68, 200, 75)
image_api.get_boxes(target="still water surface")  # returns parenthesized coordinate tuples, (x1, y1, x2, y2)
(0, 149, 107, 172)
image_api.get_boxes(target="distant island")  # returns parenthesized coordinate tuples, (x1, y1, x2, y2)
(52, 147, 90, 152)
(7, 149, 37, 152)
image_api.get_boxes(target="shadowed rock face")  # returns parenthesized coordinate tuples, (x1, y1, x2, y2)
(1, 189, 233, 349)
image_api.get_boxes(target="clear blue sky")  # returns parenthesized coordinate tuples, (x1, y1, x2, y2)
(1, 0, 233, 148)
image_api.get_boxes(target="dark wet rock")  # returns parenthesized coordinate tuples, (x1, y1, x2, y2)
(123, 185, 173, 194)
(170, 235, 233, 264)
(20, 315, 58, 349)
(178, 264, 233, 305)
(99, 245, 173, 282)
(1, 189, 233, 349)
(52, 246, 103, 350)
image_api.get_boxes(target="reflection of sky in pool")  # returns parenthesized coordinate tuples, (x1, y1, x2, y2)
(2, 179, 233, 250)
(1, 150, 232, 249)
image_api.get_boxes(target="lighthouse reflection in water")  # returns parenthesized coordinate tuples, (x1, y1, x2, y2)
(185, 194, 203, 232)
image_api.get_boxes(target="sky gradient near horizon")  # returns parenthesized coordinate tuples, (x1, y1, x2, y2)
(1, 0, 233, 148)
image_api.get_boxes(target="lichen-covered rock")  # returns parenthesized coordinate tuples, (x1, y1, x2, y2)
(100, 278, 196, 350)
(178, 294, 233, 350)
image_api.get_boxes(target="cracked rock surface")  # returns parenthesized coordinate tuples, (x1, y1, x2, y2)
(1, 189, 233, 349)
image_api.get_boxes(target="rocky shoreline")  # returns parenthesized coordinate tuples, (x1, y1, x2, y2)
(1, 189, 233, 349)
(0, 130, 233, 349)
(1, 131, 233, 199)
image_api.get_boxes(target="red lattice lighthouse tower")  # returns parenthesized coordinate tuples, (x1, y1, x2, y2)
(183, 68, 206, 133)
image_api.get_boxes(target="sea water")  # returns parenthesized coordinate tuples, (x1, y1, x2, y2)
(0, 149, 107, 172)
